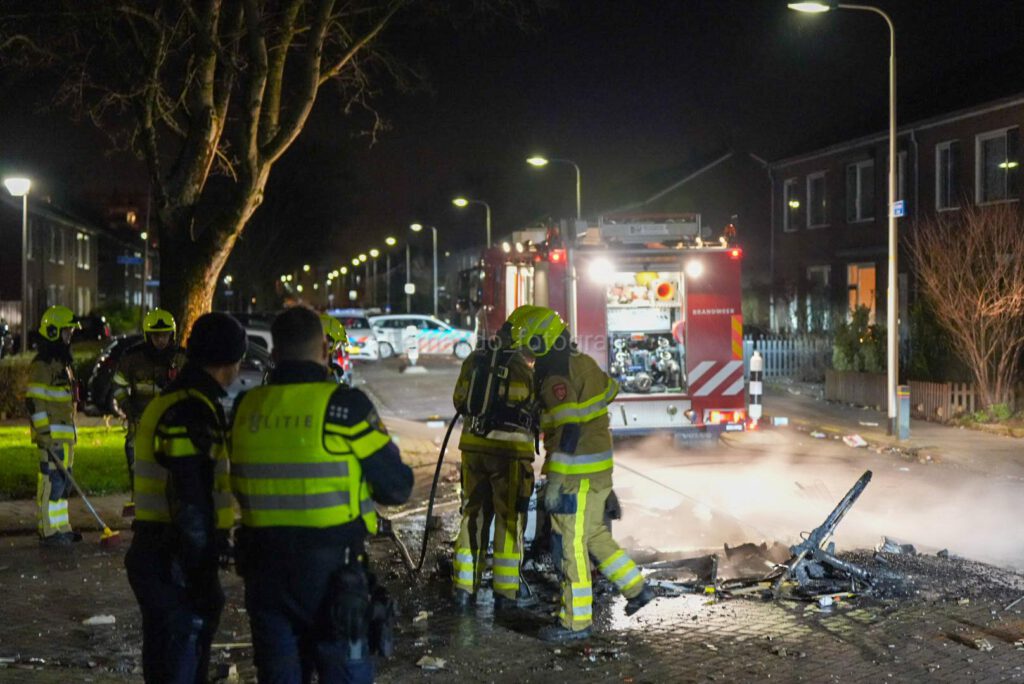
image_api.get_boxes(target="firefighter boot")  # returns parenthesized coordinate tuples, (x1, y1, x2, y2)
(453, 589, 474, 614)
(538, 624, 592, 642)
(624, 585, 655, 616)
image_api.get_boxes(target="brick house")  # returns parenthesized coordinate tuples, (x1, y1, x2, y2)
(768, 93, 1023, 336)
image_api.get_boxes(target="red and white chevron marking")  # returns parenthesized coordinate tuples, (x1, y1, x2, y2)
(416, 331, 457, 354)
(687, 360, 745, 397)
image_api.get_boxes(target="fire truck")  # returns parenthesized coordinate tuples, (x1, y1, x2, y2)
(459, 213, 747, 436)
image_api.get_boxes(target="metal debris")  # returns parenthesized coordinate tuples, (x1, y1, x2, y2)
(81, 615, 116, 626)
(416, 655, 447, 670)
(1005, 595, 1024, 611)
(876, 537, 917, 555)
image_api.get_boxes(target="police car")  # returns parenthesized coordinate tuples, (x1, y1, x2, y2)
(325, 308, 380, 360)
(369, 314, 474, 360)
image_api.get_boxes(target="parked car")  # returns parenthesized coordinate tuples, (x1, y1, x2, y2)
(244, 322, 274, 353)
(326, 308, 379, 360)
(370, 314, 475, 360)
(72, 314, 112, 342)
(85, 334, 273, 416)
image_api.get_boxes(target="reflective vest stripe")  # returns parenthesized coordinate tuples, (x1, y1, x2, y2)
(541, 379, 618, 429)
(546, 450, 613, 475)
(30, 412, 49, 429)
(232, 461, 350, 479)
(26, 384, 73, 402)
(161, 436, 199, 457)
(235, 490, 351, 511)
(49, 424, 76, 440)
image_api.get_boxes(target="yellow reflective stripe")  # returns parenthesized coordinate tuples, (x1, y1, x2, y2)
(323, 434, 354, 453)
(546, 450, 613, 475)
(348, 430, 391, 459)
(160, 436, 199, 458)
(453, 548, 477, 589)
(324, 420, 370, 437)
(26, 383, 73, 402)
(458, 431, 534, 454)
(159, 426, 188, 436)
(30, 412, 50, 429)
(112, 373, 128, 386)
(572, 479, 589, 586)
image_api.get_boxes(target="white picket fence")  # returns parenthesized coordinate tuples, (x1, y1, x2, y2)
(743, 335, 832, 381)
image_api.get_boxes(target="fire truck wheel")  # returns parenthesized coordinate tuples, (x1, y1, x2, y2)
(378, 341, 394, 359)
(453, 340, 473, 360)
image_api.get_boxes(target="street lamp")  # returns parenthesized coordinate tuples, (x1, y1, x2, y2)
(410, 222, 438, 317)
(4, 177, 31, 353)
(527, 155, 581, 220)
(452, 196, 492, 247)
(383, 237, 397, 311)
(789, 1, 901, 437)
(369, 248, 380, 306)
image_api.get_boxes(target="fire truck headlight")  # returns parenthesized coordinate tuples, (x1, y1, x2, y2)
(502, 241, 512, 253)
(685, 260, 704, 279)
(588, 257, 615, 284)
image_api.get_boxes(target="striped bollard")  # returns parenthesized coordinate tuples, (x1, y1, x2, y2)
(749, 350, 763, 426)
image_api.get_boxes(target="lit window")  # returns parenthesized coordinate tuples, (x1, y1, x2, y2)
(783, 178, 801, 232)
(976, 127, 1019, 203)
(846, 263, 877, 322)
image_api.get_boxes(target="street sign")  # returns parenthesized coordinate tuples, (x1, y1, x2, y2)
(117, 255, 143, 265)
(145, 280, 160, 287)
(890, 200, 905, 218)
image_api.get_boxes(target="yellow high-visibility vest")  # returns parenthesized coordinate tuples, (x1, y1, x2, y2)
(231, 383, 378, 533)
(134, 389, 233, 529)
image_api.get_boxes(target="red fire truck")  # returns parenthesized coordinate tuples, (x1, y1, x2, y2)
(460, 213, 747, 436)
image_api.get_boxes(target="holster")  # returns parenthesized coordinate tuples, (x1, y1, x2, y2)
(366, 571, 397, 657)
(326, 561, 370, 651)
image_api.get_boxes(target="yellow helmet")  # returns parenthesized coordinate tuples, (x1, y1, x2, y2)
(39, 305, 81, 342)
(143, 308, 176, 334)
(507, 305, 566, 357)
(320, 313, 348, 351)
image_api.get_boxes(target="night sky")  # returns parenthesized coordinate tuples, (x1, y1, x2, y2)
(1, 0, 1021, 277)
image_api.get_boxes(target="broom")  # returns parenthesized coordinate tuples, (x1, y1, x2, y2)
(46, 449, 121, 547)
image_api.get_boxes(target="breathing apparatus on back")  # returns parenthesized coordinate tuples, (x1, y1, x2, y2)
(462, 323, 538, 438)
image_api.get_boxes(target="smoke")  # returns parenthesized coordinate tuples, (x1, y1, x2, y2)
(610, 434, 1024, 571)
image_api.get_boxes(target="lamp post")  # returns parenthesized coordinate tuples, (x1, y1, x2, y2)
(384, 236, 397, 312)
(410, 223, 438, 317)
(527, 155, 583, 335)
(405, 242, 412, 313)
(788, 1, 900, 437)
(4, 177, 31, 353)
(369, 248, 380, 307)
(452, 197, 492, 247)
(139, 231, 150, 322)
(527, 156, 582, 220)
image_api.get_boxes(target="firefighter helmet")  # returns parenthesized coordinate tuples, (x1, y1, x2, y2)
(39, 305, 81, 342)
(320, 313, 348, 351)
(143, 308, 176, 334)
(507, 305, 566, 357)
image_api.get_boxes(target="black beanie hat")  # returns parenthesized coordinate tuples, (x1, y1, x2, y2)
(187, 312, 247, 366)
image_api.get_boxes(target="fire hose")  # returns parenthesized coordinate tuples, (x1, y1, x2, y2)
(414, 411, 461, 572)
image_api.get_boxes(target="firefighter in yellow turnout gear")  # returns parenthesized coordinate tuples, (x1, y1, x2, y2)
(451, 324, 537, 611)
(508, 305, 654, 641)
(26, 306, 82, 545)
(111, 308, 186, 516)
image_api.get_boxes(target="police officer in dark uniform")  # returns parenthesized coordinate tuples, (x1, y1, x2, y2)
(125, 312, 247, 683)
(231, 306, 412, 683)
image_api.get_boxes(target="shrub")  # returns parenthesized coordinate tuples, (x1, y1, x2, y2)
(0, 355, 32, 419)
(92, 302, 140, 335)
(832, 306, 886, 373)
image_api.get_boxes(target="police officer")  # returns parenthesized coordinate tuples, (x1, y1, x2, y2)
(231, 306, 412, 683)
(451, 324, 536, 611)
(507, 305, 654, 642)
(26, 305, 82, 545)
(111, 308, 187, 517)
(125, 312, 246, 683)
(320, 312, 350, 384)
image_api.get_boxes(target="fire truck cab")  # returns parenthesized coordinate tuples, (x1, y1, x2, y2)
(462, 213, 746, 436)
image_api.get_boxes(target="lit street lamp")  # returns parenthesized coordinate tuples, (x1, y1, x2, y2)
(452, 196, 492, 247)
(369, 248, 380, 306)
(527, 155, 581, 220)
(789, 1, 902, 437)
(384, 236, 397, 311)
(4, 177, 31, 353)
(410, 223, 438, 317)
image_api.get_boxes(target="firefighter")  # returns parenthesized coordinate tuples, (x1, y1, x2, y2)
(231, 306, 412, 683)
(111, 308, 187, 517)
(507, 305, 654, 642)
(451, 323, 537, 612)
(26, 305, 82, 546)
(124, 312, 246, 683)
(320, 312, 349, 384)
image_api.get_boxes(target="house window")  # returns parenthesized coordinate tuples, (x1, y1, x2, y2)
(845, 160, 874, 222)
(48, 225, 57, 263)
(57, 229, 66, 265)
(76, 286, 92, 315)
(806, 265, 831, 331)
(76, 233, 91, 270)
(783, 178, 801, 232)
(807, 171, 827, 228)
(935, 140, 960, 210)
(976, 127, 1019, 203)
(46, 284, 57, 307)
(847, 263, 877, 322)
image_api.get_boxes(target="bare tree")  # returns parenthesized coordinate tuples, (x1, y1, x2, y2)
(1, 1, 536, 337)
(908, 203, 1024, 409)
